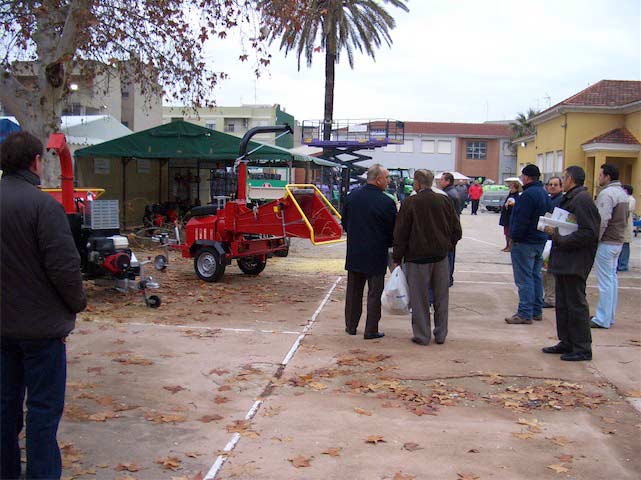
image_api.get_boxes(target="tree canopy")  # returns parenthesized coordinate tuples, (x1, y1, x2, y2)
(0, 0, 292, 184)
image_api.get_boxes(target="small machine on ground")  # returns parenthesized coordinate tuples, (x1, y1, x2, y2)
(45, 134, 162, 307)
(175, 125, 344, 282)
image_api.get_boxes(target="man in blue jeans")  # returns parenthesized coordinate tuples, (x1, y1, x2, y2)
(505, 164, 551, 324)
(1, 132, 86, 479)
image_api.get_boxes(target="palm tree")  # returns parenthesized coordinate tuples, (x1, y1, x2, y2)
(264, 0, 409, 141)
(510, 108, 540, 140)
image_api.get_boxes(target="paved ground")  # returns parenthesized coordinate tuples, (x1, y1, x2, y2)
(50, 209, 640, 480)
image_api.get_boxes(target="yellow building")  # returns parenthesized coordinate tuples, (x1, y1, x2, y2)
(515, 80, 640, 212)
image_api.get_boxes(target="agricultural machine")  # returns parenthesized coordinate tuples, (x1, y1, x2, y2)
(45, 133, 162, 307)
(176, 125, 344, 282)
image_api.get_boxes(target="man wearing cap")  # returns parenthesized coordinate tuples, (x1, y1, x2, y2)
(505, 164, 551, 324)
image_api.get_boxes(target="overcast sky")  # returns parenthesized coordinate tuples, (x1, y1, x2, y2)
(198, 0, 640, 124)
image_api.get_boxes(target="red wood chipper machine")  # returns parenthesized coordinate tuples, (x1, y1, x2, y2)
(175, 125, 344, 282)
(45, 133, 163, 307)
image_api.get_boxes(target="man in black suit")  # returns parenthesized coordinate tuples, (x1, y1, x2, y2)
(342, 164, 397, 339)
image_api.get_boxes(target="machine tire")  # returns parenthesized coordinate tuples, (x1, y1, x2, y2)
(237, 256, 267, 275)
(146, 295, 161, 308)
(194, 247, 226, 282)
(273, 246, 289, 258)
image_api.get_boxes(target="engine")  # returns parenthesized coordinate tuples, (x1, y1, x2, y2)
(83, 234, 140, 280)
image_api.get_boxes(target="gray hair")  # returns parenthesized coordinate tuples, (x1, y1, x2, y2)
(414, 169, 434, 188)
(367, 164, 385, 182)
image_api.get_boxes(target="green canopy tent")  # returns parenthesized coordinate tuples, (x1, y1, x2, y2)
(74, 120, 332, 226)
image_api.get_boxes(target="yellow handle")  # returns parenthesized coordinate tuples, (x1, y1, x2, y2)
(284, 184, 345, 246)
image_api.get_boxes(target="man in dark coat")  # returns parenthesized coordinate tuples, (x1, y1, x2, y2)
(506, 164, 551, 324)
(392, 169, 462, 346)
(542, 176, 564, 308)
(342, 164, 397, 339)
(438, 172, 461, 286)
(1, 132, 87, 479)
(543, 166, 600, 361)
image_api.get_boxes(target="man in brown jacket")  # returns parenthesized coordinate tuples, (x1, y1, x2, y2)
(392, 170, 462, 345)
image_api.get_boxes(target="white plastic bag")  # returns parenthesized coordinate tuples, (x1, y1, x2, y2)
(381, 266, 410, 315)
(542, 239, 552, 268)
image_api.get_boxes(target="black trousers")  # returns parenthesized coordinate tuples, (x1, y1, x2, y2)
(345, 271, 385, 335)
(554, 274, 592, 355)
(471, 199, 480, 214)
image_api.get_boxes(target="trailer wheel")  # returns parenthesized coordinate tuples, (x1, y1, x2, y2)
(237, 257, 267, 276)
(194, 247, 226, 282)
(146, 295, 161, 308)
(273, 247, 289, 258)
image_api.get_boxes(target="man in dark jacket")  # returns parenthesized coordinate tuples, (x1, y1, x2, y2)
(542, 176, 564, 308)
(392, 170, 462, 345)
(506, 164, 552, 324)
(1, 132, 87, 479)
(439, 172, 461, 286)
(342, 164, 396, 339)
(543, 166, 600, 361)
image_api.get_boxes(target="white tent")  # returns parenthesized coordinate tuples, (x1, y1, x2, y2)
(434, 171, 471, 180)
(0, 115, 133, 146)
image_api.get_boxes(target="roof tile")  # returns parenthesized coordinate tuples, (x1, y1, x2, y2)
(404, 122, 511, 137)
(582, 127, 640, 145)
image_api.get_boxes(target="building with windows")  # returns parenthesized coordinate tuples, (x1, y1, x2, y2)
(515, 80, 640, 210)
(162, 104, 295, 149)
(356, 121, 515, 182)
(1, 61, 162, 132)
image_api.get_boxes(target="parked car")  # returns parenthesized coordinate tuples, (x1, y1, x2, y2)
(480, 182, 509, 213)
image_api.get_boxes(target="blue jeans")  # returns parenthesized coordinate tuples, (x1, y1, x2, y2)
(510, 242, 544, 319)
(1, 337, 67, 480)
(592, 243, 623, 328)
(617, 242, 630, 271)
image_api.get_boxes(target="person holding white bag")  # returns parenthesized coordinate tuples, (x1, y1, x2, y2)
(391, 169, 462, 346)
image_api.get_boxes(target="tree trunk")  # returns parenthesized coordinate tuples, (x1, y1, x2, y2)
(323, 34, 336, 142)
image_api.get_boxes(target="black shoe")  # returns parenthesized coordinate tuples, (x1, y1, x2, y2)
(345, 328, 356, 335)
(435, 339, 445, 345)
(542, 302, 554, 309)
(364, 332, 385, 340)
(560, 352, 592, 362)
(590, 320, 606, 329)
(542, 343, 572, 354)
(411, 337, 428, 346)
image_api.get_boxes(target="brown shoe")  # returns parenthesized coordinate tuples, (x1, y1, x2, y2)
(505, 314, 532, 324)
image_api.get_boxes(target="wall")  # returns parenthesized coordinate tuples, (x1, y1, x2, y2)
(564, 113, 624, 165)
(456, 137, 500, 180)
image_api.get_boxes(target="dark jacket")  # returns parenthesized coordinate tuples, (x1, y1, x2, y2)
(342, 184, 397, 276)
(443, 185, 461, 216)
(509, 180, 551, 244)
(499, 191, 519, 227)
(549, 192, 563, 211)
(1, 170, 86, 339)
(548, 186, 600, 279)
(393, 188, 462, 264)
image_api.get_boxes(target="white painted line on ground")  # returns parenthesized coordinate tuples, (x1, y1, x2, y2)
(88, 320, 301, 335)
(462, 236, 504, 248)
(455, 280, 641, 290)
(456, 269, 641, 280)
(204, 276, 342, 480)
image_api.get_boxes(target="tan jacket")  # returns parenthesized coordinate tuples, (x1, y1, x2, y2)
(596, 181, 628, 244)
(623, 195, 636, 243)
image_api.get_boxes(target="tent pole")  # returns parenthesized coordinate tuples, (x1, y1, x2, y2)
(122, 158, 130, 229)
(196, 159, 201, 203)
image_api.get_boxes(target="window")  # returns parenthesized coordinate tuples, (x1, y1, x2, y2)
(121, 121, 129, 128)
(536, 154, 543, 171)
(383, 144, 397, 152)
(205, 122, 216, 130)
(121, 91, 129, 98)
(466, 141, 487, 159)
(225, 122, 235, 133)
(170, 117, 183, 122)
(241, 118, 249, 128)
(399, 140, 414, 153)
(503, 141, 513, 155)
(555, 150, 564, 173)
(421, 140, 435, 153)
(437, 140, 451, 154)
(545, 152, 554, 174)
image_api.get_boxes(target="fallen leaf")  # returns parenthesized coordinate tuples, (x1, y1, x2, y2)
(308, 382, 327, 391)
(457, 474, 480, 480)
(547, 464, 569, 473)
(199, 414, 223, 423)
(467, 448, 480, 453)
(115, 463, 141, 472)
(557, 454, 573, 463)
(321, 447, 342, 457)
(214, 396, 229, 404)
(625, 390, 641, 398)
(288, 455, 311, 468)
(484, 374, 504, 385)
(550, 436, 570, 446)
(143, 411, 186, 424)
(512, 432, 534, 440)
(402, 442, 423, 452)
(112, 356, 153, 366)
(88, 411, 119, 422)
(156, 456, 182, 471)
(354, 407, 372, 416)
(393, 473, 416, 480)
(164, 385, 186, 394)
(365, 435, 386, 444)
